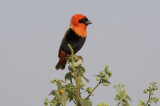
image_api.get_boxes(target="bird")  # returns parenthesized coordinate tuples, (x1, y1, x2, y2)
(55, 14, 92, 70)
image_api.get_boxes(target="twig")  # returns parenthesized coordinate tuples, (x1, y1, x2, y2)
(86, 80, 101, 98)
(145, 90, 151, 106)
(68, 44, 80, 106)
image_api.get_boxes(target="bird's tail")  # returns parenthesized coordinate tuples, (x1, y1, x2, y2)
(55, 58, 67, 70)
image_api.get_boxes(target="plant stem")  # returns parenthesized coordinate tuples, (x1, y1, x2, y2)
(86, 80, 101, 98)
(45, 97, 49, 106)
(117, 102, 120, 106)
(68, 44, 80, 106)
(145, 90, 151, 106)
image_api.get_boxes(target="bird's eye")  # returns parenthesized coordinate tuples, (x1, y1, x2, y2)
(79, 18, 88, 23)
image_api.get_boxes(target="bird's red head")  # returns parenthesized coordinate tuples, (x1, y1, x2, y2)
(70, 14, 92, 37)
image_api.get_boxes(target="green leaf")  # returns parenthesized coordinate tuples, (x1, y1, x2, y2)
(101, 79, 111, 84)
(85, 87, 90, 92)
(79, 98, 92, 106)
(94, 75, 102, 78)
(55, 103, 61, 106)
(85, 87, 92, 94)
(121, 102, 130, 106)
(61, 91, 69, 106)
(65, 83, 76, 90)
(122, 99, 128, 104)
(51, 100, 61, 106)
(68, 66, 73, 72)
(65, 83, 76, 100)
(48, 90, 57, 96)
(68, 94, 74, 102)
(78, 66, 85, 76)
(65, 72, 72, 83)
(127, 95, 132, 101)
(56, 81, 62, 91)
(80, 85, 85, 90)
(82, 75, 89, 83)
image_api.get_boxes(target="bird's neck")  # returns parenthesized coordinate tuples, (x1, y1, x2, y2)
(70, 25, 87, 37)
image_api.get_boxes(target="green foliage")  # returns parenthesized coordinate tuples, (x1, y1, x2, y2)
(44, 97, 49, 106)
(46, 58, 112, 106)
(94, 65, 111, 85)
(79, 98, 92, 106)
(86, 87, 93, 94)
(44, 44, 112, 106)
(97, 102, 109, 106)
(44, 44, 159, 106)
(114, 83, 131, 106)
(138, 81, 159, 106)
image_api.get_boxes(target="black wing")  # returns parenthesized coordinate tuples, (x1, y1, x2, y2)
(58, 28, 86, 57)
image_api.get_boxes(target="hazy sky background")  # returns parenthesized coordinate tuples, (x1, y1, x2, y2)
(0, 0, 160, 106)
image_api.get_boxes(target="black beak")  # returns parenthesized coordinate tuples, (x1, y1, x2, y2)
(85, 20, 92, 25)
(79, 18, 92, 25)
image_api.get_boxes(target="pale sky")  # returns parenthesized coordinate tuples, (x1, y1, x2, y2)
(0, 0, 160, 106)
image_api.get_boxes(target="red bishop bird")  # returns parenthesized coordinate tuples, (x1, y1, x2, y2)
(55, 14, 92, 70)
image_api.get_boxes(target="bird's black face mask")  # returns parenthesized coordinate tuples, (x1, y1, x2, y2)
(79, 18, 92, 25)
